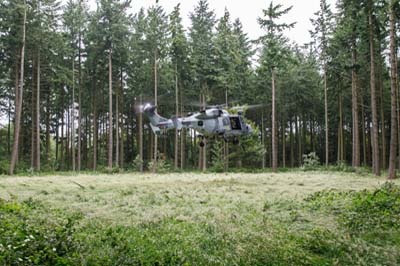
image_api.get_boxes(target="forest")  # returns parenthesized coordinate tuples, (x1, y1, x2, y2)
(0, 0, 399, 177)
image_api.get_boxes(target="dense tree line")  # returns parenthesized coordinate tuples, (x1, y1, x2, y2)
(0, 0, 399, 177)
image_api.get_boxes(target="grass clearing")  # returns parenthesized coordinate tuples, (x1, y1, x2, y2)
(1, 171, 400, 265)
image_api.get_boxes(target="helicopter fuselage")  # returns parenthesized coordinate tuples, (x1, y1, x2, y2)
(142, 104, 253, 140)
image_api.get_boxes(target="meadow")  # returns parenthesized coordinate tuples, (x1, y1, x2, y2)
(1, 171, 400, 265)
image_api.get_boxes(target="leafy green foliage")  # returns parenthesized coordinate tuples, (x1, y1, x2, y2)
(209, 140, 224, 172)
(341, 182, 400, 231)
(302, 152, 321, 170)
(0, 199, 80, 265)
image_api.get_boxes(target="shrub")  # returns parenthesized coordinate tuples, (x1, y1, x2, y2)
(340, 182, 400, 231)
(301, 152, 320, 170)
(148, 158, 172, 173)
(0, 160, 9, 175)
(0, 199, 81, 265)
(132, 154, 144, 171)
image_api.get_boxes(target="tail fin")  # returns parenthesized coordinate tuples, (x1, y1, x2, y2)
(142, 104, 170, 134)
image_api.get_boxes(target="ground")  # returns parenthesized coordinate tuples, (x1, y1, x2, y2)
(1, 171, 400, 265)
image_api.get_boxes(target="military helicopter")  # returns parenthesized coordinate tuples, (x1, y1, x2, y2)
(140, 103, 261, 147)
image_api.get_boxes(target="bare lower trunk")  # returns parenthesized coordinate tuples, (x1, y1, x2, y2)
(108, 48, 113, 169)
(388, 2, 398, 179)
(77, 8, 82, 171)
(290, 119, 294, 167)
(338, 93, 344, 162)
(324, 67, 329, 166)
(174, 65, 179, 169)
(115, 83, 119, 167)
(153, 54, 158, 172)
(262, 112, 265, 169)
(224, 89, 229, 171)
(139, 95, 143, 172)
(10, 4, 26, 175)
(61, 99, 64, 169)
(180, 93, 185, 170)
(31, 56, 36, 169)
(369, 7, 380, 176)
(92, 80, 97, 171)
(352, 41, 360, 167)
(272, 69, 277, 172)
(71, 59, 75, 171)
(361, 89, 367, 165)
(378, 41, 386, 169)
(282, 118, 286, 168)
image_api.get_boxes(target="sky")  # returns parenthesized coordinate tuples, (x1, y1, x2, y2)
(85, 0, 337, 46)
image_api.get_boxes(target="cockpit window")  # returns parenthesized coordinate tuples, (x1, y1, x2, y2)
(230, 116, 242, 130)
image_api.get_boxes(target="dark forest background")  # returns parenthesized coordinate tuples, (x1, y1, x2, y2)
(0, 0, 399, 176)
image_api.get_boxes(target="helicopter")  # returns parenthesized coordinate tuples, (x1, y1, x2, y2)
(140, 103, 260, 147)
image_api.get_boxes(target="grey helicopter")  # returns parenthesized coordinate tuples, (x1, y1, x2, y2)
(140, 103, 260, 147)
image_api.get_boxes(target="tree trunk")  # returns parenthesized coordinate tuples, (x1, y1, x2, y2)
(153, 53, 158, 171)
(93, 94, 97, 171)
(360, 89, 367, 166)
(61, 94, 64, 169)
(352, 40, 360, 167)
(380, 75, 386, 169)
(66, 104, 70, 169)
(224, 89, 229, 171)
(119, 69, 124, 168)
(31, 56, 36, 170)
(115, 79, 119, 167)
(324, 66, 329, 166)
(369, 5, 380, 176)
(376, 33, 387, 170)
(338, 93, 344, 162)
(108, 48, 113, 169)
(45, 93, 50, 163)
(174, 64, 179, 169)
(295, 116, 299, 166)
(262, 112, 266, 169)
(139, 94, 143, 172)
(77, 8, 82, 172)
(56, 119, 59, 162)
(282, 118, 286, 168)
(388, 1, 398, 179)
(10, 3, 26, 175)
(298, 115, 302, 165)
(180, 92, 185, 170)
(290, 119, 294, 167)
(272, 69, 277, 172)
(71, 58, 75, 171)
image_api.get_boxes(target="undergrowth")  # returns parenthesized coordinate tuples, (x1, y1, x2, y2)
(1, 183, 400, 265)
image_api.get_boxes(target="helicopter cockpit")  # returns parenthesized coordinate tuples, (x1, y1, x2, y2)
(229, 116, 243, 130)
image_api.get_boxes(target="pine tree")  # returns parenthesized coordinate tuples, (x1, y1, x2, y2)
(169, 4, 188, 170)
(9, 0, 26, 175)
(189, 0, 216, 171)
(257, 1, 295, 172)
(368, 0, 380, 176)
(388, 0, 398, 179)
(310, 0, 333, 166)
(145, 3, 168, 171)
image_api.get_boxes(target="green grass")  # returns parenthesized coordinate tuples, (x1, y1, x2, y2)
(1, 171, 400, 265)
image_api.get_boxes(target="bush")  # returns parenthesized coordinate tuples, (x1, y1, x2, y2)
(0, 198, 81, 265)
(301, 152, 320, 170)
(148, 158, 172, 173)
(132, 154, 144, 171)
(340, 182, 400, 231)
(0, 160, 9, 175)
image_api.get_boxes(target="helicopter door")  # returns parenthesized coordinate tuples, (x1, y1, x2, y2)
(229, 116, 242, 130)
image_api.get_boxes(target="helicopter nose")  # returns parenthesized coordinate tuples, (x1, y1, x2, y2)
(246, 124, 253, 134)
